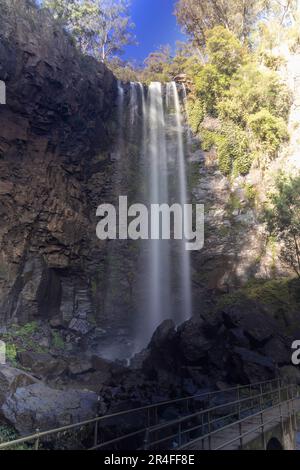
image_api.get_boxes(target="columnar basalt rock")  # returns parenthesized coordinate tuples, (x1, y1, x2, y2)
(0, 1, 117, 328)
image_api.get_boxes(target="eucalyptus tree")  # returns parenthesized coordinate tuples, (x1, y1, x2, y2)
(43, 0, 135, 62)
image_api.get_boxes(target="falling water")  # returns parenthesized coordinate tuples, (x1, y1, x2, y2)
(170, 82, 192, 322)
(146, 82, 171, 337)
(105, 80, 193, 354)
(135, 81, 192, 346)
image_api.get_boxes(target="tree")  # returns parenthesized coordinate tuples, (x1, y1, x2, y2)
(174, 0, 270, 46)
(142, 46, 173, 83)
(206, 26, 246, 75)
(264, 174, 300, 278)
(43, 0, 135, 62)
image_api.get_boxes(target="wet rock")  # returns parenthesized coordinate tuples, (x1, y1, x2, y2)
(149, 320, 177, 349)
(233, 347, 275, 369)
(221, 301, 280, 344)
(91, 355, 126, 383)
(17, 352, 67, 379)
(67, 356, 93, 376)
(262, 336, 291, 366)
(142, 320, 178, 375)
(2, 383, 98, 435)
(0, 365, 37, 405)
(178, 319, 211, 363)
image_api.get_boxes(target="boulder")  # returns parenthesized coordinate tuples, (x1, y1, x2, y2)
(149, 319, 177, 350)
(17, 352, 67, 379)
(221, 300, 280, 344)
(178, 319, 211, 363)
(142, 320, 178, 374)
(91, 355, 126, 383)
(0, 365, 38, 405)
(67, 356, 93, 376)
(262, 336, 291, 366)
(2, 383, 98, 435)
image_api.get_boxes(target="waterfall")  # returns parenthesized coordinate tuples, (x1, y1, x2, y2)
(170, 82, 192, 323)
(104, 80, 193, 356)
(146, 82, 171, 338)
(135, 81, 192, 346)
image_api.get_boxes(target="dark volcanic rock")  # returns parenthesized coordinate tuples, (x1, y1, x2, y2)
(178, 318, 211, 363)
(0, 365, 38, 405)
(17, 351, 67, 379)
(221, 300, 280, 344)
(0, 1, 117, 327)
(142, 320, 178, 375)
(2, 382, 98, 435)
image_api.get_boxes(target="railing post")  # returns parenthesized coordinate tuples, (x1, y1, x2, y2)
(178, 422, 182, 447)
(155, 406, 158, 425)
(144, 429, 150, 451)
(279, 402, 284, 435)
(208, 434, 212, 450)
(239, 422, 243, 450)
(34, 429, 40, 450)
(185, 398, 189, 415)
(94, 419, 98, 448)
(260, 412, 266, 449)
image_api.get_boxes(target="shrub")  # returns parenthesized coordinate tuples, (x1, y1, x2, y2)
(216, 123, 251, 175)
(206, 26, 246, 76)
(200, 129, 217, 151)
(195, 64, 230, 116)
(248, 109, 289, 154)
(187, 98, 205, 133)
(51, 330, 64, 349)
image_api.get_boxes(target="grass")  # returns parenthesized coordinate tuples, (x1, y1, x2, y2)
(1, 321, 47, 367)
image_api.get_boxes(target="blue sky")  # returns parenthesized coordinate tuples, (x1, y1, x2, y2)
(124, 0, 187, 64)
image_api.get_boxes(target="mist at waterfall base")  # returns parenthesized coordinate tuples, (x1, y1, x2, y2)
(100, 81, 193, 361)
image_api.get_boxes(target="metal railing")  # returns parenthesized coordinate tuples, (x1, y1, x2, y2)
(0, 378, 295, 450)
(144, 382, 299, 450)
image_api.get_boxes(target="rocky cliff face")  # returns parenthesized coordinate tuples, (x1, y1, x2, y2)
(0, 0, 117, 330)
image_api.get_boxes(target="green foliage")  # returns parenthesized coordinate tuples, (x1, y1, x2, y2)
(195, 64, 230, 117)
(0, 425, 30, 449)
(218, 64, 291, 124)
(175, 0, 270, 47)
(264, 174, 300, 277)
(108, 57, 139, 82)
(140, 41, 201, 84)
(43, 0, 136, 62)
(244, 183, 257, 205)
(200, 129, 217, 151)
(142, 45, 172, 83)
(187, 99, 205, 134)
(248, 109, 289, 153)
(51, 330, 65, 349)
(1, 321, 45, 367)
(216, 123, 251, 176)
(14, 321, 38, 337)
(5, 343, 17, 367)
(182, 25, 291, 176)
(217, 277, 300, 333)
(206, 26, 246, 75)
(227, 192, 242, 214)
(259, 52, 286, 71)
